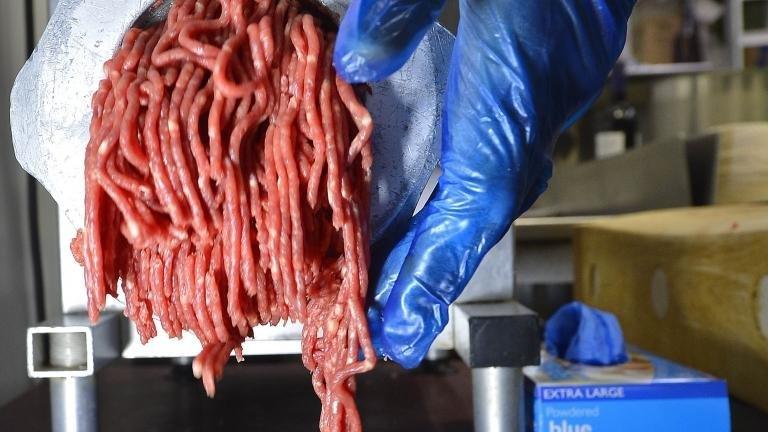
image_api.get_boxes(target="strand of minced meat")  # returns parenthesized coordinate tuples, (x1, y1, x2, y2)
(74, 0, 376, 430)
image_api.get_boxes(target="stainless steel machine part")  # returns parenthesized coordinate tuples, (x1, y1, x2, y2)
(27, 313, 121, 432)
(49, 332, 87, 369)
(472, 367, 524, 432)
(11, 0, 451, 245)
(27, 313, 121, 378)
(50, 376, 98, 432)
(121, 318, 303, 358)
(455, 302, 539, 432)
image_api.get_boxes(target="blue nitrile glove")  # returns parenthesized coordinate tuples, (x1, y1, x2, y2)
(545, 302, 628, 366)
(335, 0, 636, 368)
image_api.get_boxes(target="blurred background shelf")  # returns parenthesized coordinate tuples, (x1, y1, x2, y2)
(740, 29, 768, 47)
(625, 61, 718, 76)
(620, 0, 768, 75)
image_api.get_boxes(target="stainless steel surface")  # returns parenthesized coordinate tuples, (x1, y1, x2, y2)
(122, 321, 303, 358)
(10, 0, 452, 246)
(528, 136, 692, 217)
(50, 377, 97, 432)
(515, 242, 573, 286)
(643, 70, 768, 145)
(472, 367, 523, 432)
(574, 71, 768, 163)
(50, 332, 87, 369)
(625, 61, 716, 76)
(27, 313, 121, 378)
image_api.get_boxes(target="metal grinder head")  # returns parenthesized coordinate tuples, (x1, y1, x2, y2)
(10, 0, 453, 243)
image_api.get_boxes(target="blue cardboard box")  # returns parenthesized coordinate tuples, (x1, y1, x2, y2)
(523, 347, 731, 432)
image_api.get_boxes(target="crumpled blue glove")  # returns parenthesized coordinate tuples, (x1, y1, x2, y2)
(545, 302, 628, 366)
(335, 0, 636, 368)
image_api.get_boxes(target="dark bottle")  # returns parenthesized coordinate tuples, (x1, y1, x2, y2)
(674, 0, 702, 63)
(593, 62, 639, 160)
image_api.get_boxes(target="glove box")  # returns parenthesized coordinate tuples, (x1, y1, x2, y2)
(523, 347, 730, 432)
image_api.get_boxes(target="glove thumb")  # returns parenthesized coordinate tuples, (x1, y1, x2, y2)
(334, 0, 447, 82)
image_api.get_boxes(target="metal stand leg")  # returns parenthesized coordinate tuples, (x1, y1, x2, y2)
(27, 314, 121, 432)
(472, 367, 523, 432)
(49, 331, 98, 432)
(454, 302, 539, 432)
(50, 377, 98, 432)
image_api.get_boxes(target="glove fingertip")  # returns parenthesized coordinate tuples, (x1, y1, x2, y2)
(368, 225, 418, 361)
(366, 305, 388, 358)
(380, 279, 451, 368)
(334, 0, 442, 82)
(392, 349, 425, 370)
(333, 37, 407, 83)
(333, 43, 384, 83)
(334, 0, 392, 83)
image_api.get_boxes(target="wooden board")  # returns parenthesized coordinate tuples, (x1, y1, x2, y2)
(710, 123, 768, 205)
(514, 216, 606, 241)
(573, 205, 768, 411)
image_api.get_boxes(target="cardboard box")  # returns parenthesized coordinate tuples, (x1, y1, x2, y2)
(524, 348, 730, 432)
(573, 205, 768, 412)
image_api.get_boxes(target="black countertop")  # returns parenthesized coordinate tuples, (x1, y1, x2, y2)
(0, 357, 472, 432)
(1, 356, 765, 431)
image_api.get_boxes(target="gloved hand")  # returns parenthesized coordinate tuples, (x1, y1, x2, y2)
(545, 302, 628, 366)
(335, 0, 636, 368)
